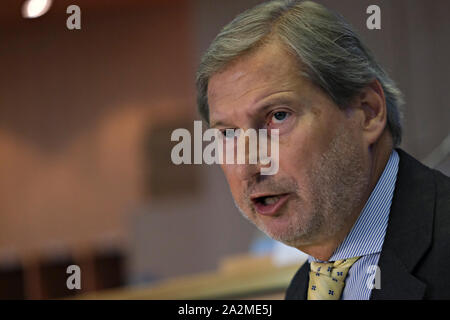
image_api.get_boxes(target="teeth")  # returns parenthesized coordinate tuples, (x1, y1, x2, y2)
(263, 196, 280, 205)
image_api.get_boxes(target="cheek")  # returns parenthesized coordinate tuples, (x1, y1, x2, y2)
(276, 120, 326, 195)
(278, 145, 310, 188)
(278, 125, 313, 173)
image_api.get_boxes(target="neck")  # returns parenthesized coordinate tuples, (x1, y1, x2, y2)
(297, 131, 394, 261)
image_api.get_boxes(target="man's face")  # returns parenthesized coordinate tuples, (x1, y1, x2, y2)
(207, 41, 370, 248)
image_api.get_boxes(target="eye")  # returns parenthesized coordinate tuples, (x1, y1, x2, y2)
(271, 111, 290, 124)
(220, 128, 238, 139)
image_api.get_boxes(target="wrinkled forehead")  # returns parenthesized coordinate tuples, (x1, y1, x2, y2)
(207, 41, 303, 116)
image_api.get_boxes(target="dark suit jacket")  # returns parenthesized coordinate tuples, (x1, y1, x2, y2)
(285, 149, 450, 300)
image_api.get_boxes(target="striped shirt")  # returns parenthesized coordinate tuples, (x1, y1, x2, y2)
(308, 150, 400, 300)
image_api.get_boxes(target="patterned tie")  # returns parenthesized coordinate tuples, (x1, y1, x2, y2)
(307, 256, 360, 300)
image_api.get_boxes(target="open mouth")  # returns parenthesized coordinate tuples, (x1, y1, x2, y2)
(251, 193, 290, 216)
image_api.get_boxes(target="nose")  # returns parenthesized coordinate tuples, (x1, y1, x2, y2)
(228, 129, 268, 181)
(234, 160, 262, 182)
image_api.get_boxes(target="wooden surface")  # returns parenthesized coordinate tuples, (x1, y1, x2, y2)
(73, 254, 305, 300)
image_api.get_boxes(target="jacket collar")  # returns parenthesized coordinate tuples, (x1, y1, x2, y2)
(370, 149, 435, 299)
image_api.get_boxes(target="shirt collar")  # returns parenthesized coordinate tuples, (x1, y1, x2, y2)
(309, 150, 400, 263)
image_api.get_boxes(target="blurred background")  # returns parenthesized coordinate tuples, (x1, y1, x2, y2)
(0, 0, 449, 299)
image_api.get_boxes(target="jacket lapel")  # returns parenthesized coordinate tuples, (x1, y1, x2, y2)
(370, 149, 435, 299)
(370, 247, 426, 299)
(285, 261, 309, 300)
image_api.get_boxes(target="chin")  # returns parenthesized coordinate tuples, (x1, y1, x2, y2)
(257, 217, 300, 243)
(257, 209, 316, 247)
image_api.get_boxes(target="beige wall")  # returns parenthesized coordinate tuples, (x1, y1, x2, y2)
(0, 1, 195, 263)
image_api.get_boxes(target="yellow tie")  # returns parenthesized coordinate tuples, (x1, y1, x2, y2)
(307, 257, 360, 300)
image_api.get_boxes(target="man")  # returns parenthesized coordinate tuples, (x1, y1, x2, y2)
(196, 0, 450, 299)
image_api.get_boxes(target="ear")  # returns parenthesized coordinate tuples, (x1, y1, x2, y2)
(353, 79, 387, 147)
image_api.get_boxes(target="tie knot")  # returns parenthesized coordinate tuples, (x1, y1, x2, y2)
(310, 256, 360, 279)
(308, 256, 360, 300)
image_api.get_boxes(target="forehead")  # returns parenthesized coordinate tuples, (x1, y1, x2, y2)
(207, 41, 305, 122)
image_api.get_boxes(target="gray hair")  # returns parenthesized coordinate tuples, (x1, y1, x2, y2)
(196, 0, 404, 146)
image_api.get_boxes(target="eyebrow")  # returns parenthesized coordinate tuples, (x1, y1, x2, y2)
(209, 120, 228, 128)
(248, 95, 294, 118)
(210, 93, 294, 128)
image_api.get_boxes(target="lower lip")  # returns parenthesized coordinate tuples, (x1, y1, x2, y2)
(253, 194, 290, 216)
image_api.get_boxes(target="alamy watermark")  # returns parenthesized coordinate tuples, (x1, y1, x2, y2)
(366, 265, 381, 290)
(66, 264, 81, 290)
(366, 5, 381, 30)
(170, 121, 279, 175)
